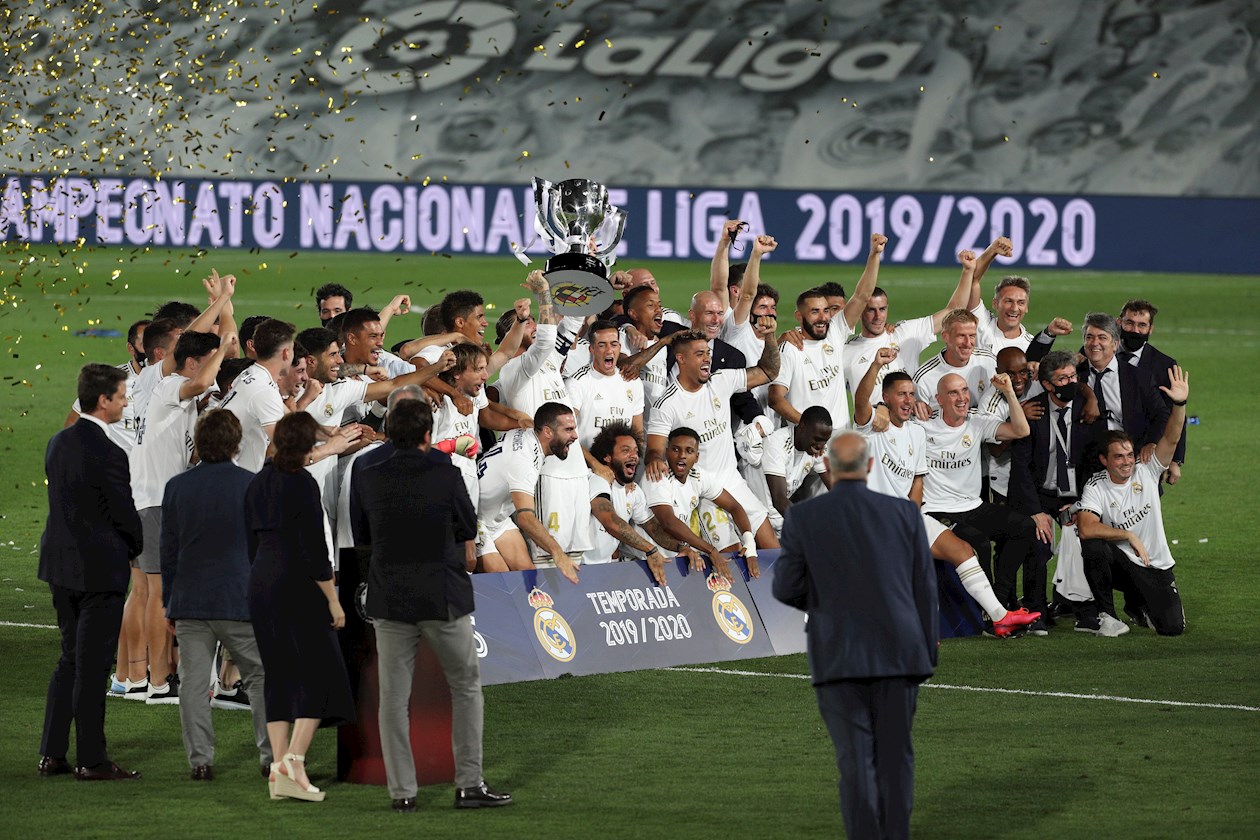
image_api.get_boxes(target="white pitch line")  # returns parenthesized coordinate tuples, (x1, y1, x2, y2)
(0, 620, 58, 629)
(666, 666, 1260, 712)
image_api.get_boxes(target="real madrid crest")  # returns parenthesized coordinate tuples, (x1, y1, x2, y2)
(528, 587, 576, 662)
(962, 434, 973, 447)
(712, 395, 722, 410)
(626, 388, 634, 401)
(323, 403, 334, 418)
(1132, 481, 1143, 494)
(822, 343, 834, 355)
(707, 573, 754, 645)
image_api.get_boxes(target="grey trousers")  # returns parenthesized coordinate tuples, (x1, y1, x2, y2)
(175, 619, 271, 768)
(374, 613, 484, 798)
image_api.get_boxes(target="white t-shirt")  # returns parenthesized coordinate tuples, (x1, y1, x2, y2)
(1080, 457, 1175, 570)
(912, 349, 998, 410)
(742, 426, 826, 512)
(855, 418, 927, 501)
(72, 361, 142, 452)
(131, 373, 197, 509)
(377, 349, 414, 378)
(477, 428, 544, 532)
(721, 312, 770, 415)
(844, 316, 936, 408)
(973, 303, 1033, 354)
(647, 369, 746, 480)
(919, 410, 1004, 513)
(304, 377, 369, 427)
(587, 473, 653, 564)
(643, 466, 724, 536)
(495, 324, 571, 420)
(565, 364, 644, 450)
(220, 364, 287, 473)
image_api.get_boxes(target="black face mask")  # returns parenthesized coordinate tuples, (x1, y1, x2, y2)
(1120, 330, 1149, 353)
(1051, 382, 1076, 404)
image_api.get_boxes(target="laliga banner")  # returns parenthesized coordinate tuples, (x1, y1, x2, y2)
(2, 174, 1259, 273)
(471, 557, 775, 686)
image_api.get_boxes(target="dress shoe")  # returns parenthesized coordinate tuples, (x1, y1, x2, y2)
(37, 756, 72, 777)
(74, 762, 141, 781)
(191, 765, 213, 781)
(260, 764, 272, 779)
(454, 782, 513, 809)
(392, 797, 417, 813)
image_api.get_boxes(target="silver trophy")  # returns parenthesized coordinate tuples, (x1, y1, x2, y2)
(533, 176, 627, 315)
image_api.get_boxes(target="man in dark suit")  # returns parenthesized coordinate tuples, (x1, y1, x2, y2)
(1078, 313, 1169, 472)
(1010, 351, 1096, 621)
(773, 432, 938, 840)
(38, 363, 144, 781)
(349, 399, 511, 813)
(1118, 299, 1186, 484)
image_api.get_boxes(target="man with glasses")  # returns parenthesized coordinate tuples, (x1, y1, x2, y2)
(1116, 300, 1185, 486)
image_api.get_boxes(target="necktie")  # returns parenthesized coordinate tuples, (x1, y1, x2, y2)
(1055, 407, 1070, 493)
(1093, 367, 1109, 426)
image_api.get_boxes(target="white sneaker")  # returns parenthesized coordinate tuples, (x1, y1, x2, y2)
(1098, 614, 1131, 637)
(123, 678, 149, 700)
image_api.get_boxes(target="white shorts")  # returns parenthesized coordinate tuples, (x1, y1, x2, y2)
(922, 513, 949, 546)
(535, 453, 594, 557)
(475, 516, 519, 558)
(700, 472, 769, 549)
(454, 456, 479, 515)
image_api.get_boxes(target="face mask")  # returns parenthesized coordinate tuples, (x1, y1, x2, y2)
(1120, 330, 1148, 352)
(1052, 382, 1076, 403)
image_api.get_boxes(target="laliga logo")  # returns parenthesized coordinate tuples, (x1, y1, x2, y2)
(707, 573, 754, 645)
(323, 1, 517, 93)
(528, 587, 576, 662)
(320, 1, 921, 94)
(551, 283, 602, 308)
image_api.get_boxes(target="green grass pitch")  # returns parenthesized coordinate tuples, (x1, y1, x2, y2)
(1, 245, 1258, 837)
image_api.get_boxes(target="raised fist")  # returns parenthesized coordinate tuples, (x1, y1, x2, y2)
(870, 233, 888, 255)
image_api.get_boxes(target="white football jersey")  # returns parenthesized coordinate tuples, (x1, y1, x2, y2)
(643, 466, 724, 535)
(854, 417, 928, 501)
(304, 378, 369, 427)
(919, 410, 1003, 513)
(647, 369, 746, 480)
(973, 303, 1033, 354)
(565, 364, 644, 450)
(624, 326, 671, 419)
(773, 333, 849, 430)
(129, 362, 166, 446)
(130, 373, 198, 509)
(476, 428, 544, 533)
(844, 316, 936, 408)
(587, 473, 654, 564)
(495, 323, 571, 420)
(1079, 457, 1175, 571)
(912, 349, 997, 410)
(742, 426, 826, 512)
(220, 364, 287, 473)
(978, 386, 1014, 497)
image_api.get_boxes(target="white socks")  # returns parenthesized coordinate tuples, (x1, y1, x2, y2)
(956, 557, 1007, 621)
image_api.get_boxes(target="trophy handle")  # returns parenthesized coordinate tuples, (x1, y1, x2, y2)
(532, 177, 567, 249)
(591, 207, 627, 263)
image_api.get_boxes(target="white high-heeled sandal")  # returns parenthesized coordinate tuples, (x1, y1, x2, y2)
(273, 753, 325, 802)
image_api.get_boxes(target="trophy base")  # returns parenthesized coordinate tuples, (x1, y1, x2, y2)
(543, 253, 615, 316)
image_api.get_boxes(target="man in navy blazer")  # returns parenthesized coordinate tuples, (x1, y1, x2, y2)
(349, 399, 511, 813)
(1118, 300, 1186, 482)
(161, 409, 271, 781)
(774, 432, 937, 840)
(1078, 313, 1169, 471)
(38, 364, 144, 781)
